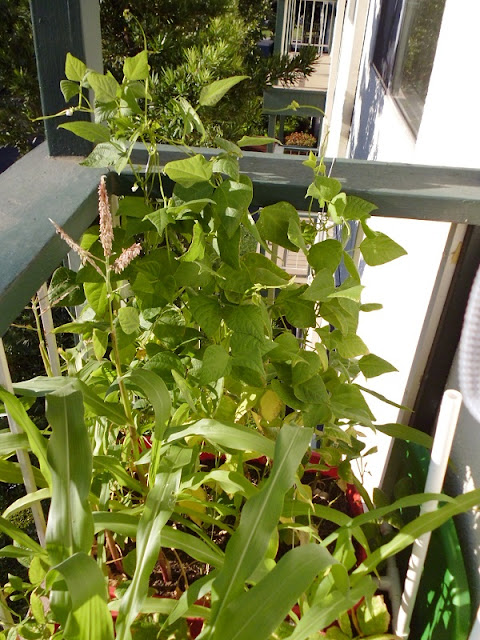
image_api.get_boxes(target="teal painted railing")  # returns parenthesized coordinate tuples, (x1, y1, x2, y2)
(2, 141, 480, 338)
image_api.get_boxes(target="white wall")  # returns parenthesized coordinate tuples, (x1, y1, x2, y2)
(327, 0, 450, 493)
(337, 0, 480, 606)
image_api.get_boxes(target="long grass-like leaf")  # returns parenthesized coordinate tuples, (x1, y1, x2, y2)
(0, 459, 47, 488)
(3, 488, 50, 519)
(93, 455, 145, 495)
(0, 545, 36, 559)
(115, 447, 188, 640)
(183, 469, 257, 499)
(123, 369, 172, 483)
(165, 418, 275, 458)
(13, 377, 127, 426)
(45, 386, 94, 566)
(287, 576, 377, 640)
(0, 515, 46, 555)
(141, 599, 210, 619)
(124, 369, 171, 439)
(0, 431, 29, 455)
(352, 488, 480, 581)
(53, 552, 114, 640)
(0, 387, 51, 486)
(92, 511, 224, 568)
(375, 422, 433, 449)
(207, 426, 312, 635)
(166, 572, 217, 627)
(92, 510, 139, 537)
(214, 544, 339, 640)
(320, 492, 457, 550)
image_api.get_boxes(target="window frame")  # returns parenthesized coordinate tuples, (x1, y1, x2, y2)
(372, 0, 447, 136)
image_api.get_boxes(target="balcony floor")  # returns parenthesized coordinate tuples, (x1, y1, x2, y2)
(283, 53, 331, 92)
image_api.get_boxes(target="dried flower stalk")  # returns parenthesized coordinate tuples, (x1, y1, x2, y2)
(98, 175, 113, 257)
(113, 243, 142, 274)
(49, 218, 103, 276)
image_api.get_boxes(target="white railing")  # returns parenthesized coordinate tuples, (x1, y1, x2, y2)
(282, 0, 337, 56)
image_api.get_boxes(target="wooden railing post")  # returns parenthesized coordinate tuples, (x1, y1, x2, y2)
(29, 0, 103, 157)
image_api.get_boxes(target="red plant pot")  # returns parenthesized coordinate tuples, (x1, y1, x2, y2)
(125, 445, 365, 638)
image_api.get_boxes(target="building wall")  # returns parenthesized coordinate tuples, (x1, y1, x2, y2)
(336, 0, 480, 608)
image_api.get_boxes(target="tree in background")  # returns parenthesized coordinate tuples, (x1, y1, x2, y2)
(101, 0, 317, 142)
(1, 0, 317, 152)
(0, 0, 42, 154)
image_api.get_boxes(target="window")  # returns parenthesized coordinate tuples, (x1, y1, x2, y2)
(372, 0, 447, 134)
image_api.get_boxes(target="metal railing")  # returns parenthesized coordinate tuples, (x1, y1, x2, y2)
(282, 0, 337, 55)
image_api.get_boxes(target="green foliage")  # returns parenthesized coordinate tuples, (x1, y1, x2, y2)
(0, 0, 42, 152)
(0, 43, 478, 640)
(1, 0, 317, 153)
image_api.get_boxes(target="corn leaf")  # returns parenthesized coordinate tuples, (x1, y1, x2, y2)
(374, 423, 433, 449)
(0, 515, 45, 555)
(3, 488, 50, 519)
(92, 512, 224, 568)
(0, 431, 29, 455)
(123, 369, 171, 440)
(13, 377, 127, 426)
(45, 386, 94, 566)
(0, 459, 47, 488)
(166, 572, 217, 626)
(141, 598, 210, 620)
(0, 387, 51, 486)
(352, 488, 480, 581)
(93, 456, 145, 495)
(213, 544, 339, 640)
(53, 552, 114, 640)
(165, 418, 275, 458)
(287, 576, 377, 640)
(115, 447, 187, 640)
(208, 426, 312, 632)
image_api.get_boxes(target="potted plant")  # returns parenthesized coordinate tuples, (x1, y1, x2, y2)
(284, 131, 318, 156)
(1, 45, 479, 640)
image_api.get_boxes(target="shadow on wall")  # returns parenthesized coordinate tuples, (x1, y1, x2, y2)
(347, 1, 386, 160)
(348, 65, 386, 160)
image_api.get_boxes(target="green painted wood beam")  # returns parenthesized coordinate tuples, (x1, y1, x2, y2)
(122, 145, 480, 224)
(274, 0, 286, 54)
(0, 144, 104, 336)
(1, 142, 480, 336)
(29, 0, 103, 156)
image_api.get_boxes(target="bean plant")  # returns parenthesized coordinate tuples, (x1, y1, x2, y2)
(0, 45, 479, 640)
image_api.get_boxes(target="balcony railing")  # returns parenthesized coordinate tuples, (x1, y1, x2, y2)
(2, 142, 480, 347)
(281, 0, 337, 55)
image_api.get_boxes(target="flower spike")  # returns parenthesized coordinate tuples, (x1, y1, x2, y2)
(98, 175, 113, 257)
(113, 243, 142, 274)
(49, 218, 103, 276)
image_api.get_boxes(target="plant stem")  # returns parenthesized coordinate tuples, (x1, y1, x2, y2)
(105, 529, 124, 574)
(105, 262, 144, 481)
(31, 298, 53, 377)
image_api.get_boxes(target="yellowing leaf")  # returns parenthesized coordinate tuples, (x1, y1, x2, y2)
(178, 487, 207, 527)
(259, 389, 284, 423)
